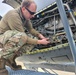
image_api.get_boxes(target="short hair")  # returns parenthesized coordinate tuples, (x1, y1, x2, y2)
(21, 0, 35, 8)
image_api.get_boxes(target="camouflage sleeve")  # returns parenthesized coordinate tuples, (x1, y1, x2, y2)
(25, 20, 40, 37)
(26, 36, 38, 45)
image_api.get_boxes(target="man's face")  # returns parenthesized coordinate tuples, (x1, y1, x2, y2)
(22, 3, 36, 20)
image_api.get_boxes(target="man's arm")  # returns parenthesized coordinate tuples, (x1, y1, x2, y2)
(25, 20, 50, 45)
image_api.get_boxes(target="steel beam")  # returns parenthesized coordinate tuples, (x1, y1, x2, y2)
(56, 0, 76, 74)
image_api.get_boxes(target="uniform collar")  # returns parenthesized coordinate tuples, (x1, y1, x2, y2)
(16, 7, 25, 21)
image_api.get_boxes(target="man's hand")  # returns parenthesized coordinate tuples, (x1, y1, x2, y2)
(38, 34, 46, 39)
(37, 38, 50, 45)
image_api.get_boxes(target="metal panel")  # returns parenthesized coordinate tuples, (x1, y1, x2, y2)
(16, 44, 73, 64)
(34, 0, 55, 12)
(6, 66, 52, 75)
(0, 3, 13, 16)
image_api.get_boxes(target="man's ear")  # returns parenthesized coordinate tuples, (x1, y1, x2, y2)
(22, 7, 25, 11)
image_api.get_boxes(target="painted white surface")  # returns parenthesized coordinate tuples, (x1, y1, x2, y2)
(0, 3, 13, 17)
(34, 0, 56, 12)
(0, 0, 4, 3)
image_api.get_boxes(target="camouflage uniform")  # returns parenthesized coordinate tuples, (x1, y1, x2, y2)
(0, 7, 40, 74)
(0, 30, 29, 58)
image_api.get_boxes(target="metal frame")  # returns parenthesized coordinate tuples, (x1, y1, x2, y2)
(56, 0, 76, 74)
